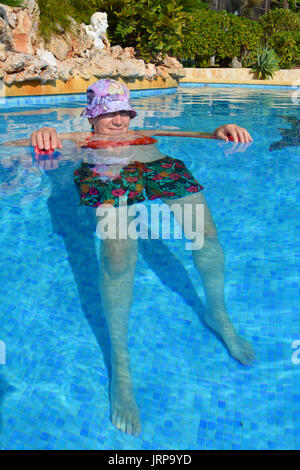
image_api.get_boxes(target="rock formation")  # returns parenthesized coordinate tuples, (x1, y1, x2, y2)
(0, 1, 185, 87)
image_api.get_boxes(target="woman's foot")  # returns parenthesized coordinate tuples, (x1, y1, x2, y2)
(110, 368, 142, 437)
(204, 308, 255, 365)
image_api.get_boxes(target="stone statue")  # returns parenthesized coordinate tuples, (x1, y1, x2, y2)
(84, 12, 110, 50)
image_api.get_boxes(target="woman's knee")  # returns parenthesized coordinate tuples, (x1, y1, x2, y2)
(101, 240, 137, 277)
(163, 191, 218, 241)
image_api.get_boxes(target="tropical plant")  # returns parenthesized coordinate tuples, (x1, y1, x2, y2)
(251, 47, 280, 79)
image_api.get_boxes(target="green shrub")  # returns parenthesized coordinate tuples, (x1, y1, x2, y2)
(176, 10, 220, 67)
(176, 8, 299, 69)
(105, 0, 184, 61)
(259, 8, 300, 36)
(259, 9, 300, 68)
(268, 30, 300, 68)
(251, 47, 280, 79)
(175, 10, 263, 67)
(217, 15, 263, 67)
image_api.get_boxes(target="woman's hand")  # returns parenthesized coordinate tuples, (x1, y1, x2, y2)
(213, 124, 253, 143)
(30, 127, 62, 151)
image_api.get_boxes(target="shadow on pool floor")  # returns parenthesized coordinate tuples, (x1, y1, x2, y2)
(269, 116, 300, 151)
(46, 162, 208, 392)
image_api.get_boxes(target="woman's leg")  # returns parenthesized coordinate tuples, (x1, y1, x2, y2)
(97, 206, 141, 436)
(162, 192, 254, 365)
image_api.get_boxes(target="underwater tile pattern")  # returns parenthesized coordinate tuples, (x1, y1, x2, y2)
(0, 87, 299, 450)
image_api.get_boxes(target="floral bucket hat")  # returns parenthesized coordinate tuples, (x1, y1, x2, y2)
(80, 79, 137, 119)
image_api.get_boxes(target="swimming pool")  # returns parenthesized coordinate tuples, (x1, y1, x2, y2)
(0, 85, 299, 450)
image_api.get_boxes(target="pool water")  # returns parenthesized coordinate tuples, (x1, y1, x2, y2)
(0, 86, 299, 450)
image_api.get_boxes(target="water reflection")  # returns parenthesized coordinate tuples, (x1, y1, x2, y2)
(269, 116, 300, 151)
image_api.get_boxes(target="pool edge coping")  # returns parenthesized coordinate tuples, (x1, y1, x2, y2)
(0, 82, 298, 108)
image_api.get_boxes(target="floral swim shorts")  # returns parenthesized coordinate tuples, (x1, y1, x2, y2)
(73, 156, 203, 207)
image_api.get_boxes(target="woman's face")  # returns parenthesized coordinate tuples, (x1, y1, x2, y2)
(90, 111, 131, 136)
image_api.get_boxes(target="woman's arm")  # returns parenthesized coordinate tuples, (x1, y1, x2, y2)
(30, 128, 91, 150)
(137, 129, 215, 138)
(1, 128, 90, 149)
(1, 138, 31, 146)
(137, 124, 253, 143)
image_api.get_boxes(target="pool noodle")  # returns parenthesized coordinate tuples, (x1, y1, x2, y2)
(154, 133, 236, 141)
(33, 134, 237, 156)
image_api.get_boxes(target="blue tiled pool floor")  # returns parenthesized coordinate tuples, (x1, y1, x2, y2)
(0, 86, 299, 449)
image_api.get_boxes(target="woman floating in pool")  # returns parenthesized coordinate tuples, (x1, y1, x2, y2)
(9, 79, 254, 437)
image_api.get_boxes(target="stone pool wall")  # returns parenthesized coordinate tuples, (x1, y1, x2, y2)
(1, 67, 299, 99)
(1, 68, 299, 99)
(180, 68, 300, 87)
(0, 75, 179, 98)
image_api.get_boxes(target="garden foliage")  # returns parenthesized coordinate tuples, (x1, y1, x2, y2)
(36, 0, 185, 61)
(177, 8, 300, 69)
(177, 10, 263, 67)
(4, 1, 298, 69)
(0, 0, 23, 6)
(259, 9, 300, 68)
(251, 47, 280, 79)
